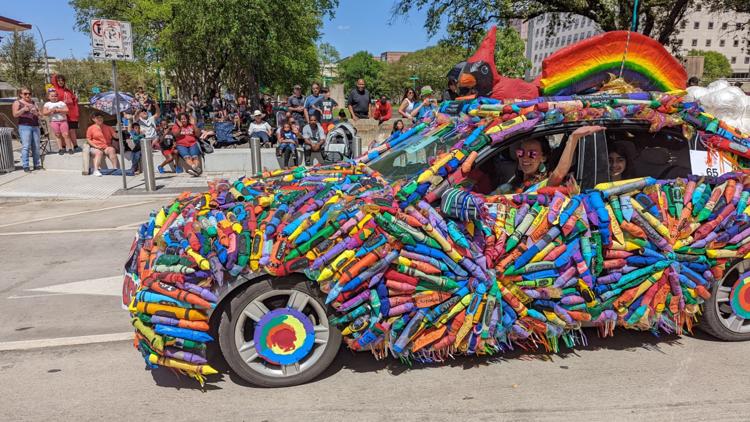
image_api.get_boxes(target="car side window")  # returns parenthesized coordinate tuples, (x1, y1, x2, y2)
(605, 128, 693, 181)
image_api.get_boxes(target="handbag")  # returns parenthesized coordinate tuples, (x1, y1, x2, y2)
(198, 137, 214, 154)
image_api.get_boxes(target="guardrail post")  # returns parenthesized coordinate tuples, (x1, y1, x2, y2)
(141, 138, 156, 191)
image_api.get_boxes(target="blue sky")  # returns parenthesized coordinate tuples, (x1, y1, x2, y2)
(2, 1, 446, 59)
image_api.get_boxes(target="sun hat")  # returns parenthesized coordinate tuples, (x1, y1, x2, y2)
(252, 110, 264, 117)
(420, 85, 434, 96)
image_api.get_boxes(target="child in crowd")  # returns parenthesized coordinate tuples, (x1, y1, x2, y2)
(127, 122, 144, 175)
(277, 122, 298, 168)
(313, 87, 338, 133)
(43, 90, 75, 154)
(157, 119, 178, 173)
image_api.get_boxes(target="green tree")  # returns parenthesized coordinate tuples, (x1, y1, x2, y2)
(54, 59, 158, 101)
(318, 42, 341, 65)
(70, 0, 337, 104)
(378, 44, 465, 99)
(0, 32, 44, 95)
(392, 0, 748, 48)
(337, 51, 385, 94)
(688, 50, 733, 83)
(492, 26, 531, 79)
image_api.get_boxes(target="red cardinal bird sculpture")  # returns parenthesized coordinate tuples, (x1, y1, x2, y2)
(454, 26, 540, 101)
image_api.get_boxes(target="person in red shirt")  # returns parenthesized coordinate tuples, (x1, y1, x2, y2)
(51, 73, 81, 151)
(85, 112, 119, 176)
(172, 113, 202, 176)
(373, 95, 392, 124)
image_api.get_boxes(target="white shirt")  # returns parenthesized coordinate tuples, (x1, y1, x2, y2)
(44, 101, 67, 121)
(248, 121, 271, 135)
(138, 115, 157, 139)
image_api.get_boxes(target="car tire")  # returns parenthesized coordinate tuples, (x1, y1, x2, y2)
(700, 259, 750, 341)
(218, 277, 341, 387)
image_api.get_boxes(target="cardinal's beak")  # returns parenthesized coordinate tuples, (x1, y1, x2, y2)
(458, 73, 477, 89)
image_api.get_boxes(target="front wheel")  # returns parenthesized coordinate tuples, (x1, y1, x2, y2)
(701, 259, 750, 341)
(218, 278, 341, 387)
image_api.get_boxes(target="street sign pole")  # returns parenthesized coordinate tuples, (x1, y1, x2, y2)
(111, 60, 127, 190)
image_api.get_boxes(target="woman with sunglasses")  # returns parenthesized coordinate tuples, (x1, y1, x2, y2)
(12, 88, 42, 173)
(398, 88, 417, 120)
(508, 125, 605, 192)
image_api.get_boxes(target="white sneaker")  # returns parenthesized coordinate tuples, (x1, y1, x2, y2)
(93, 170, 103, 177)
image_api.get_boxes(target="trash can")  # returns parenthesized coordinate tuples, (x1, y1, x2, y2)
(0, 127, 15, 173)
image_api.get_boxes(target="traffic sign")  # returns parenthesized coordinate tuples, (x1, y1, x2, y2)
(90, 19, 134, 61)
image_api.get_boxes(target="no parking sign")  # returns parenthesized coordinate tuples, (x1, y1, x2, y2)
(90, 18, 134, 61)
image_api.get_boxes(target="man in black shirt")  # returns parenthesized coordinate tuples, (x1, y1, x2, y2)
(347, 78, 372, 120)
(287, 84, 306, 127)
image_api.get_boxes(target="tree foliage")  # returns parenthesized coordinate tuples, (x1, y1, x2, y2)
(337, 51, 385, 94)
(70, 0, 337, 104)
(492, 26, 531, 79)
(688, 49, 733, 83)
(392, 0, 747, 49)
(318, 42, 341, 65)
(53, 59, 158, 101)
(0, 32, 44, 95)
(378, 44, 465, 99)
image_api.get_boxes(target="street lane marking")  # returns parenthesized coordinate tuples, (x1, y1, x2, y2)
(27, 275, 123, 297)
(0, 227, 136, 236)
(7, 293, 69, 300)
(0, 200, 156, 229)
(0, 332, 133, 351)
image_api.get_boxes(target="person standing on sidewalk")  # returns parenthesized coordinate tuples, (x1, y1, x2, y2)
(51, 74, 81, 152)
(287, 85, 306, 127)
(12, 88, 42, 173)
(347, 78, 372, 120)
(303, 82, 323, 123)
(42, 89, 74, 155)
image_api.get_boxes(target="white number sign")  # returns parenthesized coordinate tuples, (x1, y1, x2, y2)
(689, 149, 734, 177)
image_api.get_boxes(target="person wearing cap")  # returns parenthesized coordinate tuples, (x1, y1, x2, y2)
(247, 110, 273, 147)
(347, 78, 372, 120)
(410, 86, 438, 120)
(373, 95, 392, 124)
(442, 78, 458, 102)
(303, 82, 324, 123)
(288, 84, 306, 127)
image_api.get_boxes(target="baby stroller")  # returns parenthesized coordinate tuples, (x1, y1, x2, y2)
(323, 122, 358, 161)
(208, 121, 249, 149)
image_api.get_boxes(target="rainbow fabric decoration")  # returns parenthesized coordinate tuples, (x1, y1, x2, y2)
(254, 308, 315, 365)
(540, 31, 687, 96)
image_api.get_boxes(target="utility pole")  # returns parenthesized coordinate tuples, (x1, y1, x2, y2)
(35, 27, 62, 84)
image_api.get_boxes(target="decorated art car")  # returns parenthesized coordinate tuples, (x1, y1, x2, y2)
(123, 30, 750, 387)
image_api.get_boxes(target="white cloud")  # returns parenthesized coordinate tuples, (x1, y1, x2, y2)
(337, 25, 351, 31)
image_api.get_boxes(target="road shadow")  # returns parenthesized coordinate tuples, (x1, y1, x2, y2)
(150, 365, 224, 391)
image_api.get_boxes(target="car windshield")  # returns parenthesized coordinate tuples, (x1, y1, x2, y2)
(368, 124, 460, 182)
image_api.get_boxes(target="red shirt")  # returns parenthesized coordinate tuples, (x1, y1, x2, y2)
(172, 123, 197, 147)
(86, 124, 115, 149)
(373, 100, 392, 122)
(52, 74, 79, 122)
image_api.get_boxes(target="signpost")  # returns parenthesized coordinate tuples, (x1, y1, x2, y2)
(91, 19, 133, 191)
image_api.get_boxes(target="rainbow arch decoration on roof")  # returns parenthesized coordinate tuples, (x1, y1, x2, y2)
(540, 31, 687, 96)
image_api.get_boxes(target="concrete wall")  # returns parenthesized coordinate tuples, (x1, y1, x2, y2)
(350, 118, 404, 146)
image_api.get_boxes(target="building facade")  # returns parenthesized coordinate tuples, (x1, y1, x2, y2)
(524, 13, 602, 78)
(674, 7, 750, 77)
(378, 51, 411, 64)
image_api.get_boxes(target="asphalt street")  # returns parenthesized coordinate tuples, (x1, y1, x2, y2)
(1, 197, 749, 421)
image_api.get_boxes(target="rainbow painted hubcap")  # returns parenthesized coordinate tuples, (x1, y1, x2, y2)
(254, 308, 316, 365)
(730, 277, 750, 320)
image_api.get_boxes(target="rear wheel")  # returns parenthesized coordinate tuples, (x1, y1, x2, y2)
(218, 278, 341, 387)
(701, 259, 750, 341)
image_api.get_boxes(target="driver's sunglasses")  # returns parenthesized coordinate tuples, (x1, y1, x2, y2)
(516, 149, 539, 159)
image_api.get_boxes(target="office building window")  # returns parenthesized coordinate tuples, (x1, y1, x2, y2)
(722, 22, 728, 30)
(738, 23, 743, 30)
(691, 39, 697, 47)
(708, 22, 714, 30)
(677, 39, 683, 46)
(731, 57, 736, 64)
(706, 39, 712, 47)
(720, 39, 725, 47)
(734, 39, 740, 47)
(680, 21, 686, 29)
(567, 34, 572, 43)
(587, 31, 592, 37)
(696, 5, 702, 11)
(693, 22, 700, 30)
(745, 57, 750, 64)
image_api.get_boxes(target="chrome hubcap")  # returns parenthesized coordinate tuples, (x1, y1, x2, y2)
(234, 289, 330, 378)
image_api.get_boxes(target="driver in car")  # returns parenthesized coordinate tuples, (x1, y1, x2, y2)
(498, 125, 605, 193)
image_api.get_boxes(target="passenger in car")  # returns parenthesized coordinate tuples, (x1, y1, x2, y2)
(498, 125, 605, 193)
(608, 142, 635, 181)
